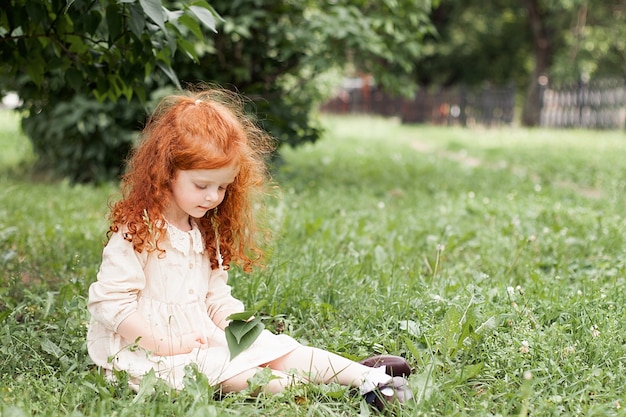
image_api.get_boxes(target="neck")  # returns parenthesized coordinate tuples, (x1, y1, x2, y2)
(163, 209, 192, 232)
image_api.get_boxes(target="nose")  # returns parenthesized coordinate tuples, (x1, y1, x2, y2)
(205, 186, 219, 202)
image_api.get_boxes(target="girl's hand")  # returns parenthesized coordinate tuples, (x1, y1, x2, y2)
(174, 331, 208, 355)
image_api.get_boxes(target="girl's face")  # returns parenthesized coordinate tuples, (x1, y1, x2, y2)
(166, 165, 238, 227)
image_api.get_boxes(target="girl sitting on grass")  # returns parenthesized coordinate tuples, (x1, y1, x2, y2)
(86, 87, 412, 410)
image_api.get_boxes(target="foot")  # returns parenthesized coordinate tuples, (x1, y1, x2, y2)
(359, 355, 412, 377)
(363, 376, 414, 411)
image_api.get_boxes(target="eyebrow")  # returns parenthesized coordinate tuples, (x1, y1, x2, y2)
(192, 176, 235, 184)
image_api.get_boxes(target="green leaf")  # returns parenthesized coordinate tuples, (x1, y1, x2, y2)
(41, 338, 64, 358)
(156, 61, 181, 89)
(225, 315, 265, 360)
(177, 13, 204, 40)
(227, 317, 263, 344)
(226, 311, 256, 322)
(128, 3, 146, 38)
(459, 362, 483, 381)
(188, 5, 217, 33)
(139, 0, 165, 31)
(25, 52, 45, 86)
(106, 4, 123, 42)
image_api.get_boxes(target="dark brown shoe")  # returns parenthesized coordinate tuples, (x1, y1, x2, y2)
(359, 355, 412, 377)
(363, 376, 414, 411)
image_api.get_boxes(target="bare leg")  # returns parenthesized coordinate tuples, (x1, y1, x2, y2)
(219, 367, 297, 394)
(265, 346, 386, 388)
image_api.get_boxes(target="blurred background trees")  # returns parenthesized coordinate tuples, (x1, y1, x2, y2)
(413, 0, 625, 126)
(1, 0, 624, 183)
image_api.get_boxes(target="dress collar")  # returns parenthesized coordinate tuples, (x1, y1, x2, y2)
(166, 219, 205, 255)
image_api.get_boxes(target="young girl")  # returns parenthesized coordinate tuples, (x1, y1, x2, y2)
(86, 88, 412, 410)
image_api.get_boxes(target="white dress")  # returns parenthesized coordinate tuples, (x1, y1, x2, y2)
(87, 221, 300, 390)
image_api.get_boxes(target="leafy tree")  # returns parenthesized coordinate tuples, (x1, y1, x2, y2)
(175, 0, 435, 149)
(0, 0, 218, 182)
(1, 0, 434, 183)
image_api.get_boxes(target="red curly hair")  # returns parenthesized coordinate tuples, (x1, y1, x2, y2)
(109, 88, 275, 272)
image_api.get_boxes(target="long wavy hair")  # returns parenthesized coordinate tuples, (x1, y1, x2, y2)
(109, 88, 275, 272)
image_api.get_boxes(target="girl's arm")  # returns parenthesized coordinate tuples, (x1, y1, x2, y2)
(88, 231, 146, 333)
(89, 231, 207, 356)
(205, 268, 245, 330)
(117, 311, 207, 356)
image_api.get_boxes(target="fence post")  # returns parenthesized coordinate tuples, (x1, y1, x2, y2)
(459, 84, 467, 127)
(537, 75, 548, 126)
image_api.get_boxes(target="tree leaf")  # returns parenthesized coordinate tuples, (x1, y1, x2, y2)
(227, 316, 263, 344)
(225, 315, 265, 360)
(139, 0, 165, 31)
(188, 5, 217, 33)
(177, 13, 204, 40)
(226, 311, 256, 322)
(156, 61, 181, 89)
(128, 3, 146, 38)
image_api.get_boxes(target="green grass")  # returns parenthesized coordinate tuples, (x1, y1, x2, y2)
(2, 110, 626, 416)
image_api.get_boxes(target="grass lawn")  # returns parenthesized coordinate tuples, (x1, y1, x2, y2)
(1, 110, 626, 416)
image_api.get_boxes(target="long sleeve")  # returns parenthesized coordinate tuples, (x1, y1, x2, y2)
(88, 231, 147, 332)
(205, 268, 245, 329)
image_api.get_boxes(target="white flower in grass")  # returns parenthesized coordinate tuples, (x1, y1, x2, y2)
(615, 400, 621, 410)
(519, 340, 530, 354)
(562, 345, 576, 357)
(507, 286, 515, 296)
(591, 325, 600, 338)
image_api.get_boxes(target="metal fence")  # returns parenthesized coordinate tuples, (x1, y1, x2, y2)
(540, 78, 626, 129)
(321, 82, 516, 127)
(322, 77, 626, 129)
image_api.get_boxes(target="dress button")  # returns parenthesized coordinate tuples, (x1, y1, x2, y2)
(189, 263, 194, 269)
(188, 289, 194, 295)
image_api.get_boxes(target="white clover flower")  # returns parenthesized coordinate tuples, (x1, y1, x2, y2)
(507, 286, 515, 296)
(591, 325, 600, 338)
(519, 340, 530, 354)
(562, 345, 576, 356)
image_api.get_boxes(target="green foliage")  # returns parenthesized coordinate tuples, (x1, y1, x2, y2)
(175, 0, 435, 147)
(0, 0, 218, 183)
(0, 0, 218, 102)
(550, 0, 626, 81)
(20, 95, 142, 183)
(0, 0, 434, 183)
(415, 0, 532, 87)
(415, 0, 625, 126)
(225, 311, 265, 359)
